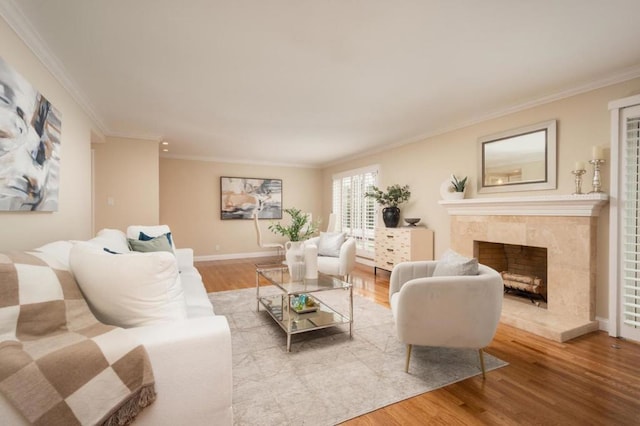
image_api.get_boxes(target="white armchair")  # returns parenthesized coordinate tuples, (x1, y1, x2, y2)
(389, 260, 503, 376)
(306, 235, 356, 281)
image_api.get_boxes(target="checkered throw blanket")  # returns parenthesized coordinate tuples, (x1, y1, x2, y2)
(0, 251, 156, 425)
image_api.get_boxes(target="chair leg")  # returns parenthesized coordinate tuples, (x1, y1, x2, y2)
(405, 344, 412, 373)
(478, 348, 486, 379)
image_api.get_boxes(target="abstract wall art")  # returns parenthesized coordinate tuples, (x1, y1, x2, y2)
(0, 56, 62, 211)
(220, 176, 282, 220)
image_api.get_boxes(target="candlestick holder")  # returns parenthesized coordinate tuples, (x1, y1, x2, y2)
(571, 169, 586, 195)
(588, 159, 605, 193)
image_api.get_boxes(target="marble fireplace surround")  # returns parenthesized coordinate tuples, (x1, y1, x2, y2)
(439, 194, 609, 342)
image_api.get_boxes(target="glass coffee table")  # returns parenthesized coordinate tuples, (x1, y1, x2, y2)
(255, 266, 353, 352)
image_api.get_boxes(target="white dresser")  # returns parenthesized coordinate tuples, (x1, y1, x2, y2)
(374, 227, 434, 274)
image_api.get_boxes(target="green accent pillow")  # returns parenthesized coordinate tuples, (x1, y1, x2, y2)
(128, 234, 173, 253)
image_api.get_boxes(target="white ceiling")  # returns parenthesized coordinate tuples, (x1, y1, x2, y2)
(3, 1, 640, 168)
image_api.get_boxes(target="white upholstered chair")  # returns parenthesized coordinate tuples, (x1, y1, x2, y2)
(305, 234, 356, 282)
(389, 260, 503, 376)
(253, 210, 284, 259)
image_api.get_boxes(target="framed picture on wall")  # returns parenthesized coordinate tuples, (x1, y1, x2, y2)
(220, 176, 282, 220)
(0, 56, 62, 211)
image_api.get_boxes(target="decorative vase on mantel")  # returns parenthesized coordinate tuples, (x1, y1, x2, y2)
(382, 206, 401, 228)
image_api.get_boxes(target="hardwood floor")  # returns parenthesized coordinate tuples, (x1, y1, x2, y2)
(197, 257, 640, 425)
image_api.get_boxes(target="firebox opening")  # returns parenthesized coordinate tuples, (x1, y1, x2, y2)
(474, 241, 548, 308)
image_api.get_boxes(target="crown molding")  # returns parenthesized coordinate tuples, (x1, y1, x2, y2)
(0, 1, 108, 133)
(161, 153, 320, 169)
(105, 131, 163, 142)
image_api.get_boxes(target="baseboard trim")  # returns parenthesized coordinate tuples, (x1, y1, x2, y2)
(596, 316, 609, 332)
(356, 257, 375, 267)
(195, 250, 279, 262)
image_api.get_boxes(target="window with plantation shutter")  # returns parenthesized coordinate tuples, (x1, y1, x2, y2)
(332, 166, 378, 258)
(609, 96, 640, 343)
(622, 110, 640, 335)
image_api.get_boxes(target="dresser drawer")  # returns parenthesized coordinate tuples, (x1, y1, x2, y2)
(374, 227, 434, 273)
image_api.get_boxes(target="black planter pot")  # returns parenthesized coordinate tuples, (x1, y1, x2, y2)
(382, 207, 400, 228)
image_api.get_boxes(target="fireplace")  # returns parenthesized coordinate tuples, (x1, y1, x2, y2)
(476, 241, 548, 305)
(439, 194, 609, 342)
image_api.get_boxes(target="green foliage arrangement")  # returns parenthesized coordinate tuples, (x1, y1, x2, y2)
(365, 184, 411, 208)
(268, 207, 319, 241)
(451, 175, 468, 192)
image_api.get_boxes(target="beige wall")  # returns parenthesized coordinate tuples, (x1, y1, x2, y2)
(159, 158, 322, 257)
(0, 18, 94, 251)
(92, 137, 160, 232)
(323, 77, 640, 321)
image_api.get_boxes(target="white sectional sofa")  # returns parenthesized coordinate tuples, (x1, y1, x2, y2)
(0, 227, 233, 425)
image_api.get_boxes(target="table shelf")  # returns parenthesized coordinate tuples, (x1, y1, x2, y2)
(258, 294, 351, 334)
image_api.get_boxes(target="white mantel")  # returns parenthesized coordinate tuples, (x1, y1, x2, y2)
(438, 193, 609, 217)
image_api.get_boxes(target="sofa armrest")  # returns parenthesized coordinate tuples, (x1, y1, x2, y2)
(389, 261, 437, 302)
(338, 237, 357, 276)
(127, 316, 233, 425)
(175, 247, 194, 271)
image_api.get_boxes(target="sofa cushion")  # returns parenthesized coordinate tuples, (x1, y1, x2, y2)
(69, 243, 187, 327)
(180, 268, 215, 317)
(317, 232, 346, 257)
(432, 249, 479, 277)
(128, 234, 173, 253)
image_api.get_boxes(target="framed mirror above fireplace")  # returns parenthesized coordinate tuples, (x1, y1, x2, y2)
(477, 120, 557, 193)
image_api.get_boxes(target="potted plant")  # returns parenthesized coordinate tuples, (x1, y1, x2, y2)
(365, 184, 411, 228)
(450, 175, 468, 199)
(268, 207, 318, 242)
(269, 207, 319, 275)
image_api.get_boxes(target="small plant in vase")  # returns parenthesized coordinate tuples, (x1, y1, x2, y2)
(269, 208, 319, 278)
(450, 175, 467, 199)
(365, 184, 411, 228)
(268, 207, 318, 242)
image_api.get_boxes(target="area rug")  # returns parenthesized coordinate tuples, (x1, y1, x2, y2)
(209, 286, 507, 425)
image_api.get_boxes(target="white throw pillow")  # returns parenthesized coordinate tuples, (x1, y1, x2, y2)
(34, 240, 74, 268)
(88, 228, 131, 254)
(69, 243, 187, 327)
(432, 249, 479, 277)
(317, 232, 346, 257)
